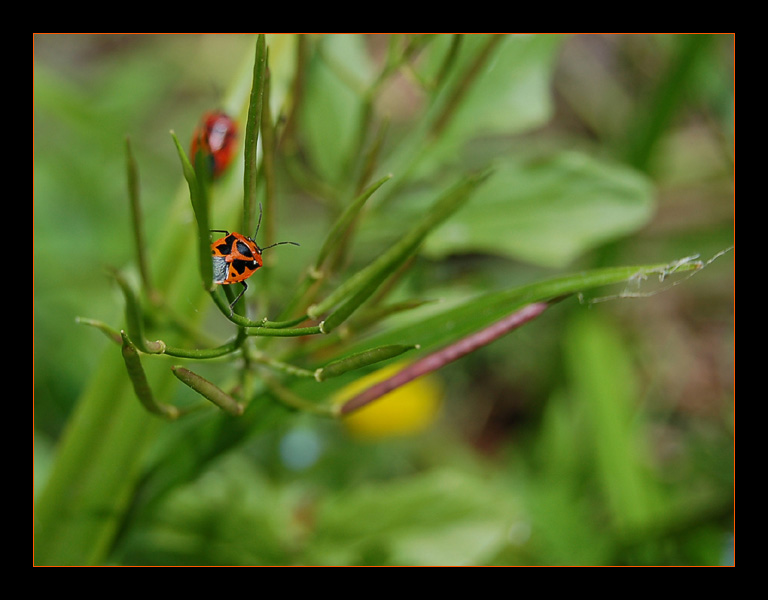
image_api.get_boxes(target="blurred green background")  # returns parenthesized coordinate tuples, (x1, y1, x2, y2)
(34, 34, 733, 566)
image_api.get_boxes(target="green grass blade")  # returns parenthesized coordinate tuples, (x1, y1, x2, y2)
(34, 350, 165, 565)
(624, 35, 716, 172)
(564, 312, 661, 531)
(347, 257, 707, 356)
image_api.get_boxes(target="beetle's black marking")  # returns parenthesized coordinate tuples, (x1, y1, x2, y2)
(215, 236, 235, 255)
(236, 239, 255, 258)
(232, 259, 259, 276)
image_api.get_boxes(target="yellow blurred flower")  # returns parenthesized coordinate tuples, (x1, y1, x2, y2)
(333, 363, 443, 439)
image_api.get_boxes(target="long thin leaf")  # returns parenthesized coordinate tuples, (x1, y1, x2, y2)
(243, 34, 268, 235)
(314, 173, 392, 272)
(171, 131, 212, 290)
(310, 169, 491, 323)
(339, 256, 709, 358)
(125, 136, 153, 295)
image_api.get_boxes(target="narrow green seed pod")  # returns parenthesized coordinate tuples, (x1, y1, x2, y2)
(121, 332, 179, 420)
(315, 344, 419, 382)
(171, 366, 244, 416)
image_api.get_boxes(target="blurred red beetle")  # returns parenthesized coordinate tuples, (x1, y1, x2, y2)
(189, 110, 238, 178)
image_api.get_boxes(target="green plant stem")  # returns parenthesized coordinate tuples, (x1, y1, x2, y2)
(248, 349, 315, 378)
(431, 35, 463, 90)
(343, 299, 436, 334)
(75, 317, 123, 345)
(111, 268, 165, 354)
(260, 315, 311, 329)
(275, 35, 307, 155)
(314, 173, 392, 272)
(347, 36, 426, 191)
(160, 333, 246, 358)
(125, 136, 155, 299)
(429, 34, 504, 139)
(260, 61, 277, 247)
(354, 117, 389, 196)
(246, 324, 323, 337)
(624, 34, 715, 173)
(261, 372, 335, 417)
(209, 288, 322, 334)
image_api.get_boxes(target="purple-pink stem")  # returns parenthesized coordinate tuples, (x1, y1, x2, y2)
(339, 302, 549, 415)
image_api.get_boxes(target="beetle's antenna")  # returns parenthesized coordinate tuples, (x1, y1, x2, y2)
(254, 202, 263, 238)
(261, 240, 300, 251)
(254, 202, 299, 251)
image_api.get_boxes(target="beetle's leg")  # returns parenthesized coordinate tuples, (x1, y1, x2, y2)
(228, 281, 247, 314)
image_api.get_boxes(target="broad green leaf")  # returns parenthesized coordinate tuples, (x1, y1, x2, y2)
(308, 468, 518, 565)
(114, 454, 299, 565)
(385, 151, 655, 268)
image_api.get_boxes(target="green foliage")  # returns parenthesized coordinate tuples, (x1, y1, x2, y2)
(34, 34, 733, 566)
(420, 151, 656, 267)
